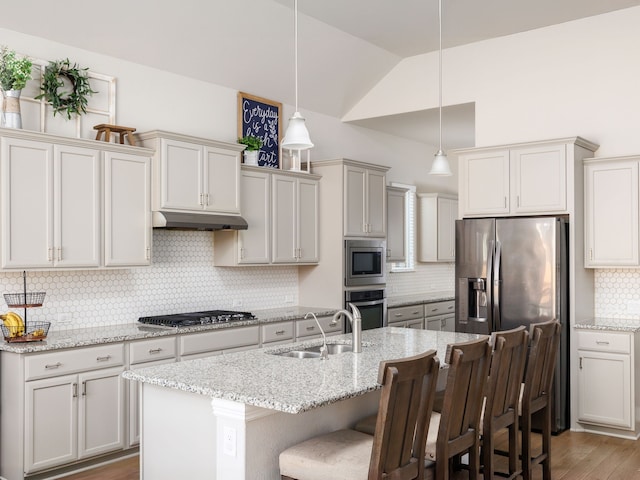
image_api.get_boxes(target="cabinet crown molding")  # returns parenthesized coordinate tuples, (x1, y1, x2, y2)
(450, 136, 599, 156)
(310, 158, 390, 172)
(137, 130, 244, 152)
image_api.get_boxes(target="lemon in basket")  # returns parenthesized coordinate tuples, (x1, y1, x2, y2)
(1, 311, 25, 337)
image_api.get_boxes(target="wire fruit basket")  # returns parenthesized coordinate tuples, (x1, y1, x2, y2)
(1, 321, 50, 343)
(3, 291, 46, 308)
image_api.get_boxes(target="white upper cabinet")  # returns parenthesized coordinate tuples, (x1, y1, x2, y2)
(0, 130, 153, 270)
(103, 151, 152, 267)
(417, 193, 457, 263)
(386, 186, 407, 263)
(456, 138, 598, 218)
(1, 137, 101, 269)
(272, 173, 319, 264)
(138, 131, 242, 215)
(584, 156, 639, 267)
(344, 164, 386, 237)
(214, 167, 319, 266)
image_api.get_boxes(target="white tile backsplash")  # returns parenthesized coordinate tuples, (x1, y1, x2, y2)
(0, 230, 298, 330)
(386, 263, 455, 296)
(594, 269, 640, 319)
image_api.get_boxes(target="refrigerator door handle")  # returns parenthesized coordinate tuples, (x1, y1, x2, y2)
(493, 240, 502, 331)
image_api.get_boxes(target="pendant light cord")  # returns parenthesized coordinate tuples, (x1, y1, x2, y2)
(438, 0, 443, 152)
(294, 0, 299, 112)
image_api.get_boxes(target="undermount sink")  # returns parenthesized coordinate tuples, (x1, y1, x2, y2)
(272, 342, 354, 358)
(278, 350, 322, 359)
(305, 343, 353, 354)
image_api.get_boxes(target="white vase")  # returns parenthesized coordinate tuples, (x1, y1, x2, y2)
(1, 89, 22, 129)
(243, 150, 259, 166)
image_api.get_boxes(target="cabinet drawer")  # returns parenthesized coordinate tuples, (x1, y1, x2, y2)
(261, 321, 295, 344)
(425, 301, 454, 317)
(129, 337, 177, 364)
(296, 315, 342, 338)
(25, 344, 124, 381)
(577, 330, 631, 354)
(179, 326, 260, 356)
(388, 304, 424, 323)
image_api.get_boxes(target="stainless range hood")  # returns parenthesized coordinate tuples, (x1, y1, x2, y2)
(152, 211, 248, 231)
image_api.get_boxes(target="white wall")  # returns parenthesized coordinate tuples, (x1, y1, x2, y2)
(0, 28, 453, 327)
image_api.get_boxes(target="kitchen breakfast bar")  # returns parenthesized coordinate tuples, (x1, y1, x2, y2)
(123, 327, 485, 480)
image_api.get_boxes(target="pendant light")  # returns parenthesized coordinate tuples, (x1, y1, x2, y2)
(429, 0, 452, 176)
(282, 0, 313, 152)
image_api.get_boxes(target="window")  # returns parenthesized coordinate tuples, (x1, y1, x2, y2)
(390, 183, 416, 272)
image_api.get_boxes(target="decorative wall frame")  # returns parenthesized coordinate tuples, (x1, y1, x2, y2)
(237, 92, 282, 168)
(19, 56, 116, 139)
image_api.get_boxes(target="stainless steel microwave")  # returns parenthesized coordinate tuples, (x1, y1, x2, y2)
(344, 239, 386, 286)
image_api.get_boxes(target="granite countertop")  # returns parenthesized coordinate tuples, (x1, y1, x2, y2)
(574, 317, 640, 333)
(0, 305, 339, 354)
(123, 327, 486, 414)
(387, 291, 454, 308)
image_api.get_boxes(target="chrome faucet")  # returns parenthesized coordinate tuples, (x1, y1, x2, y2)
(304, 312, 328, 360)
(332, 303, 362, 353)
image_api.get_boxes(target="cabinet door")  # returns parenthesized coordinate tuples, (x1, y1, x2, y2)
(297, 177, 319, 263)
(386, 187, 406, 262)
(437, 197, 457, 262)
(272, 174, 297, 263)
(25, 374, 78, 473)
(512, 144, 566, 213)
(159, 138, 203, 211)
(103, 151, 152, 267)
(440, 313, 456, 332)
(366, 170, 386, 237)
(577, 350, 632, 429)
(55, 145, 101, 268)
(585, 160, 639, 267)
(459, 150, 510, 216)
(78, 367, 126, 459)
(1, 137, 53, 268)
(238, 170, 271, 264)
(204, 145, 241, 214)
(344, 165, 367, 236)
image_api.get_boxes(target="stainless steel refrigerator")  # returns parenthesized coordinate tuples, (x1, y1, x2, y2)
(455, 215, 569, 432)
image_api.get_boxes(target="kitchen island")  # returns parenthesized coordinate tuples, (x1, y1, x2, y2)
(123, 327, 485, 480)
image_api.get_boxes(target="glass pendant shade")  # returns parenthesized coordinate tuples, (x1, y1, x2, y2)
(429, 149, 452, 176)
(282, 111, 314, 150)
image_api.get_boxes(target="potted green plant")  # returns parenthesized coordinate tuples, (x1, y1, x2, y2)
(238, 135, 263, 166)
(0, 45, 33, 129)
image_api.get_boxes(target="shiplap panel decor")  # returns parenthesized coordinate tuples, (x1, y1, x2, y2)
(19, 56, 115, 139)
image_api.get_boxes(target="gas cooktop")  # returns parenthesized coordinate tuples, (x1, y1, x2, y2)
(138, 310, 256, 327)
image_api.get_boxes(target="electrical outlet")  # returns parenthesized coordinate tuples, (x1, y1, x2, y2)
(55, 312, 72, 325)
(223, 426, 237, 456)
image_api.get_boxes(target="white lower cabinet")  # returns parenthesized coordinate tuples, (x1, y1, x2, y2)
(577, 329, 639, 438)
(295, 315, 343, 340)
(387, 304, 424, 329)
(425, 301, 455, 332)
(23, 347, 125, 474)
(179, 326, 260, 360)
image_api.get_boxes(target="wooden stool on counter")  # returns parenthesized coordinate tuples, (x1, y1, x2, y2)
(94, 124, 137, 146)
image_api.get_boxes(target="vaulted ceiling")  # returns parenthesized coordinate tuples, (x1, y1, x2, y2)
(2, 0, 639, 149)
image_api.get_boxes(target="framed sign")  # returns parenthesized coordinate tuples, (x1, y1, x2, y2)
(237, 92, 282, 168)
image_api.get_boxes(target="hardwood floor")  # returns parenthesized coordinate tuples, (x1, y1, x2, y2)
(60, 430, 640, 479)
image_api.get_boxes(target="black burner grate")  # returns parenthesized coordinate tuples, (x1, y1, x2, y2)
(138, 310, 255, 327)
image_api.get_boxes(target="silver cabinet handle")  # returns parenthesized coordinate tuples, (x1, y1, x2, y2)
(412, 310, 421, 315)
(306, 325, 315, 331)
(329, 321, 338, 326)
(148, 348, 162, 354)
(596, 341, 610, 345)
(579, 357, 583, 369)
(394, 313, 403, 317)
(72, 383, 78, 398)
(82, 381, 87, 397)
(45, 362, 62, 369)
(275, 330, 285, 335)
(96, 355, 112, 362)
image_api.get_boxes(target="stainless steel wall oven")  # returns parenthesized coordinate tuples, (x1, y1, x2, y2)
(344, 288, 387, 332)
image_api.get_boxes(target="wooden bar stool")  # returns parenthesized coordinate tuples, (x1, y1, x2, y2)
(279, 350, 440, 480)
(93, 124, 137, 146)
(520, 320, 561, 480)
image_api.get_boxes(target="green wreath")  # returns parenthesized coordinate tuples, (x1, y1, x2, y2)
(36, 58, 97, 119)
